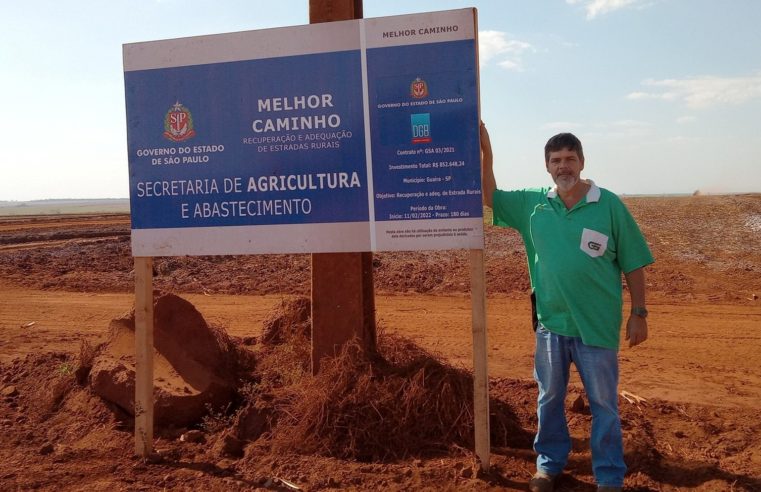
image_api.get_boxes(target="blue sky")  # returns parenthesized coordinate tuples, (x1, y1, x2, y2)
(1, 0, 760, 200)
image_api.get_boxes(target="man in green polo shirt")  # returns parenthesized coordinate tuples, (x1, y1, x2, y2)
(479, 123, 653, 492)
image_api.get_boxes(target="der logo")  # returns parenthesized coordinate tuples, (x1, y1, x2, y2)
(410, 113, 431, 144)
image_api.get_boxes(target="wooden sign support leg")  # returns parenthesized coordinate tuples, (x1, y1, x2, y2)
(311, 252, 375, 374)
(134, 256, 154, 457)
(470, 249, 490, 471)
(309, 0, 374, 376)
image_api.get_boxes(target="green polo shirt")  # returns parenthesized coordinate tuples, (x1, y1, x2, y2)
(492, 182, 654, 349)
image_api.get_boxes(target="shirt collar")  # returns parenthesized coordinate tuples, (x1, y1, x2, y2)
(547, 180, 600, 203)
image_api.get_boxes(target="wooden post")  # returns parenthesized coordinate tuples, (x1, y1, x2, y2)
(310, 0, 375, 375)
(309, 0, 362, 23)
(311, 252, 376, 373)
(470, 249, 490, 471)
(134, 256, 154, 457)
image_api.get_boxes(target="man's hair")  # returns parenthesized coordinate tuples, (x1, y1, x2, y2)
(544, 133, 584, 164)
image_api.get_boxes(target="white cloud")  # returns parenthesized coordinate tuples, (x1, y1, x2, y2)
(566, 0, 649, 19)
(478, 30, 533, 71)
(676, 116, 696, 124)
(627, 72, 761, 109)
(497, 59, 521, 71)
(626, 90, 677, 102)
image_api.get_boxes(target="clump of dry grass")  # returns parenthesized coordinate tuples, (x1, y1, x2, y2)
(240, 296, 521, 460)
(254, 297, 312, 393)
(266, 334, 475, 460)
(75, 338, 98, 385)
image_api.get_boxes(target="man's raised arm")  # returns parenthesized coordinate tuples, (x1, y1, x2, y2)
(480, 122, 496, 209)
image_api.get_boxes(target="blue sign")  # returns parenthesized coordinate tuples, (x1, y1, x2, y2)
(367, 39, 482, 231)
(126, 51, 368, 230)
(124, 9, 482, 256)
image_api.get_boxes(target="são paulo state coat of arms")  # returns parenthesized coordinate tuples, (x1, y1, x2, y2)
(410, 77, 429, 99)
(163, 102, 196, 142)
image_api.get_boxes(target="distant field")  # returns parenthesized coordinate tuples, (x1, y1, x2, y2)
(0, 199, 129, 216)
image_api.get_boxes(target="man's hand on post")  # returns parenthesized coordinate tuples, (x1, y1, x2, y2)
(625, 315, 648, 347)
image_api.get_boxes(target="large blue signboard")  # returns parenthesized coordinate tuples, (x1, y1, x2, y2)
(124, 8, 482, 255)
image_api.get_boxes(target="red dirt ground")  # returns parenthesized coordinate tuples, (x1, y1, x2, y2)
(0, 194, 760, 491)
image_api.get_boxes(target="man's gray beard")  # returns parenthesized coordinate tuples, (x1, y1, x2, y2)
(555, 175, 578, 192)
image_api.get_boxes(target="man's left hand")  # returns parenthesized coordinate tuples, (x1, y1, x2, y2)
(626, 315, 648, 347)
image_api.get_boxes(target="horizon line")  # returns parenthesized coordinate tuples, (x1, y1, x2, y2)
(3, 191, 761, 204)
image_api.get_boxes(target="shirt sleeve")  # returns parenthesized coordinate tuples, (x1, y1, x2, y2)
(611, 195, 655, 273)
(492, 188, 544, 234)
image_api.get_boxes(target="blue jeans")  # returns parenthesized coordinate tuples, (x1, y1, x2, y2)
(533, 324, 626, 487)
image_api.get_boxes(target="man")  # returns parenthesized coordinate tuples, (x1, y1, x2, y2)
(480, 123, 653, 492)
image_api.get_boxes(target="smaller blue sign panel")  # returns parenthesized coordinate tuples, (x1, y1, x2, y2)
(367, 40, 482, 230)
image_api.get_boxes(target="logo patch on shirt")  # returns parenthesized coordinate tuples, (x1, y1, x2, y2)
(580, 228, 608, 258)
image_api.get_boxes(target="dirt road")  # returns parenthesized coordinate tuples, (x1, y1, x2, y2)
(3, 284, 759, 410)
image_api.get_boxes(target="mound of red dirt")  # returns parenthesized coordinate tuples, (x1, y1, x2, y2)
(89, 293, 252, 427)
(260, 296, 311, 345)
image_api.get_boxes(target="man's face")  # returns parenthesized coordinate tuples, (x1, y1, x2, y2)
(546, 148, 584, 192)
